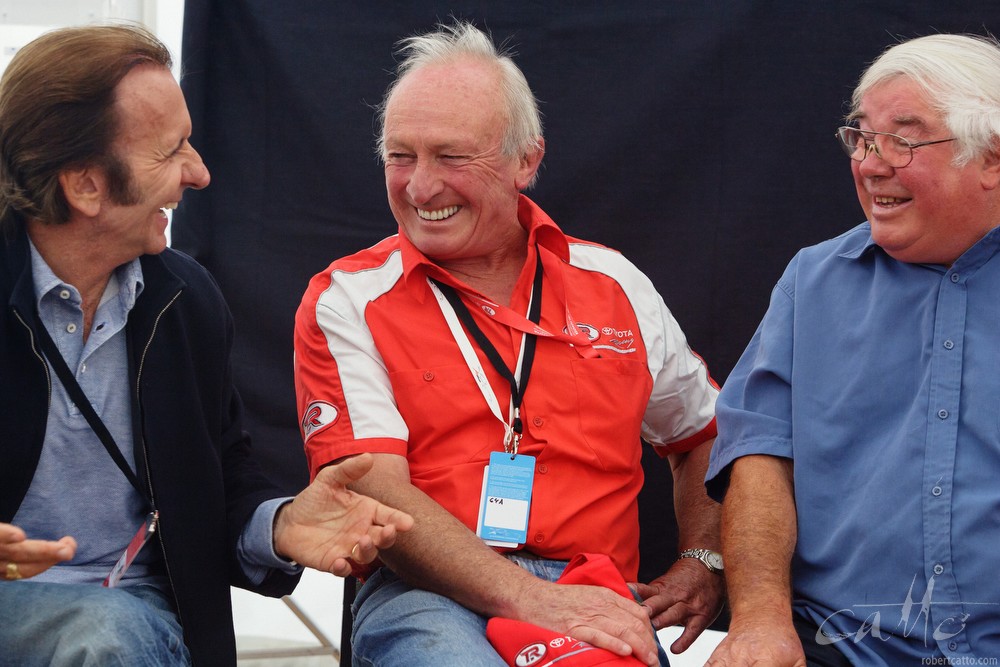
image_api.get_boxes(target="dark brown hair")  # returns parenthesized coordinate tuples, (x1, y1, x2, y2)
(0, 23, 171, 236)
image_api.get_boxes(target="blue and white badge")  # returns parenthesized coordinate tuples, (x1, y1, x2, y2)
(476, 451, 535, 547)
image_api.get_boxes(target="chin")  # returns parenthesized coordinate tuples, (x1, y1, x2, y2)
(146, 237, 169, 256)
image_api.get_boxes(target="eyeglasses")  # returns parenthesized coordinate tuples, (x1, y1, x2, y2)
(836, 126, 957, 168)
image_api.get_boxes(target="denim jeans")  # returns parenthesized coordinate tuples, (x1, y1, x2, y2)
(351, 553, 669, 666)
(0, 580, 190, 666)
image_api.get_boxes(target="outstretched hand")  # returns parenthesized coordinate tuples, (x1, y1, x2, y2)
(273, 453, 414, 576)
(0, 522, 76, 581)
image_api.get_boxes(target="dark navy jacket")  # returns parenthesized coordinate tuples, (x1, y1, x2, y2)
(1, 227, 300, 665)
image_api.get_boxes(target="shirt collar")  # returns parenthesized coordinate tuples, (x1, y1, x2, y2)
(399, 194, 569, 300)
(839, 221, 1000, 276)
(837, 223, 879, 260)
(28, 238, 145, 313)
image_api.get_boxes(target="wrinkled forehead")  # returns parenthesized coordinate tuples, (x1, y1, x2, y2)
(851, 76, 942, 130)
(384, 60, 506, 145)
(389, 58, 502, 110)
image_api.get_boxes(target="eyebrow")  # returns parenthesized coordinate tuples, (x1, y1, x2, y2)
(889, 115, 925, 128)
(848, 111, 929, 131)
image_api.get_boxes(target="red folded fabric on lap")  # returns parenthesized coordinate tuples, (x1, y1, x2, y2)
(486, 553, 646, 666)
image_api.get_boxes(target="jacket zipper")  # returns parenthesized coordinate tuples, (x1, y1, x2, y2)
(135, 289, 184, 626)
(13, 307, 52, 408)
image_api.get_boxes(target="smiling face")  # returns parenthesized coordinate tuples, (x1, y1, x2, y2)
(99, 64, 210, 260)
(851, 76, 1000, 265)
(382, 58, 542, 271)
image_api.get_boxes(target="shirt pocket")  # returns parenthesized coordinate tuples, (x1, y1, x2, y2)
(569, 357, 651, 472)
(388, 363, 496, 466)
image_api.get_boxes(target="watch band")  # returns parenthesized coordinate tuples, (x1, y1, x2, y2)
(679, 548, 724, 573)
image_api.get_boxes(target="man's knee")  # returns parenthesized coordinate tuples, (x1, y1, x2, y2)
(352, 570, 501, 667)
(2, 584, 189, 667)
(56, 587, 185, 665)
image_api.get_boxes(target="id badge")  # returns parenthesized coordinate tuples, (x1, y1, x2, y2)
(104, 511, 158, 588)
(476, 452, 535, 547)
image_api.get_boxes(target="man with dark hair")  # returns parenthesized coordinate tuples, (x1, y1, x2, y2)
(0, 24, 412, 666)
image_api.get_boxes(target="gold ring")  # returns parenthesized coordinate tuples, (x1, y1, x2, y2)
(350, 543, 359, 559)
(5, 562, 21, 580)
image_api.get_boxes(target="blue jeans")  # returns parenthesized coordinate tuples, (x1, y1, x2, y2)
(351, 554, 669, 666)
(0, 580, 190, 666)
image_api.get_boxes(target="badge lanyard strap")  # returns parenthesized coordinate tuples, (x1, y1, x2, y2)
(32, 318, 152, 507)
(429, 253, 543, 456)
(457, 250, 598, 359)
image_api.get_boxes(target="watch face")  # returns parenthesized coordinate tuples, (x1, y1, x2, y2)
(706, 552, 724, 570)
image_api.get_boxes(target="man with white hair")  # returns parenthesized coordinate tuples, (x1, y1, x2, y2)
(706, 33, 1000, 666)
(295, 19, 724, 667)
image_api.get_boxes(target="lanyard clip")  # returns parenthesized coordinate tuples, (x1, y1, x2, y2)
(504, 415, 523, 457)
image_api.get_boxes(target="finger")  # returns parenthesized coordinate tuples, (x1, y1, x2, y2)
(649, 599, 688, 629)
(580, 600, 659, 665)
(318, 453, 375, 488)
(369, 523, 399, 551)
(53, 536, 77, 560)
(351, 535, 379, 565)
(371, 502, 414, 533)
(1, 561, 22, 581)
(0, 523, 27, 545)
(669, 616, 710, 654)
(2, 558, 55, 580)
(630, 581, 655, 600)
(330, 556, 353, 578)
(5, 537, 76, 564)
(570, 625, 658, 667)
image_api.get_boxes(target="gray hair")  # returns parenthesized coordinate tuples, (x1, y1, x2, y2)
(375, 20, 543, 184)
(848, 33, 1000, 167)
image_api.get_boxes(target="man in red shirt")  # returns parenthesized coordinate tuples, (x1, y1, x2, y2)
(295, 20, 723, 666)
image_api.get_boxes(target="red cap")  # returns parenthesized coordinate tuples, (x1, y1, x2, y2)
(486, 553, 646, 666)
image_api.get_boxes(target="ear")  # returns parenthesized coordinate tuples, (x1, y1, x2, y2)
(979, 139, 1000, 191)
(514, 137, 545, 191)
(58, 167, 106, 218)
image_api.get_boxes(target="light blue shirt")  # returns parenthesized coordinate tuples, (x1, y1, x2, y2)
(14, 241, 296, 588)
(707, 222, 1000, 665)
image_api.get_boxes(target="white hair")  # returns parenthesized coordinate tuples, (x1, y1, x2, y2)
(849, 33, 1000, 166)
(375, 20, 543, 185)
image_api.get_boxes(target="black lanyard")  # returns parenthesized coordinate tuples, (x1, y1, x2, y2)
(33, 319, 152, 507)
(431, 252, 543, 438)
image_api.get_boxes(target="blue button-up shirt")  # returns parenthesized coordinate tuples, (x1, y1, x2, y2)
(707, 222, 1000, 664)
(14, 241, 295, 588)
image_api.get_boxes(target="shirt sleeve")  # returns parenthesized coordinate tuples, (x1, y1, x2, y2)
(236, 497, 302, 585)
(294, 265, 410, 479)
(640, 290, 719, 455)
(705, 263, 798, 501)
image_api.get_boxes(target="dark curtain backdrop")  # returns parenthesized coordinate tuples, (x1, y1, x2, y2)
(174, 1, 996, 583)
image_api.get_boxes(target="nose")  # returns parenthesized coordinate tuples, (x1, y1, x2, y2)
(183, 146, 211, 190)
(857, 142, 893, 177)
(405, 159, 443, 205)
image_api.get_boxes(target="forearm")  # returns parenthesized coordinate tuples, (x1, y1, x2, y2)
(669, 438, 722, 551)
(722, 454, 797, 623)
(346, 454, 542, 618)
